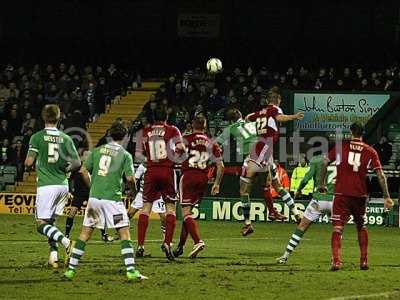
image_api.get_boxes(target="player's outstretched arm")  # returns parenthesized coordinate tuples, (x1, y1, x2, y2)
(211, 160, 225, 196)
(276, 112, 304, 123)
(376, 169, 394, 211)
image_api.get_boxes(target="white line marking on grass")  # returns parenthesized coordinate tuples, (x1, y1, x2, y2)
(327, 291, 399, 300)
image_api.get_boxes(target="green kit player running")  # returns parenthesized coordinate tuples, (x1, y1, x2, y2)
(25, 104, 81, 269)
(64, 123, 147, 281)
(277, 151, 336, 264)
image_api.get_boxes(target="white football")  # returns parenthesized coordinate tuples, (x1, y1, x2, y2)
(206, 58, 222, 73)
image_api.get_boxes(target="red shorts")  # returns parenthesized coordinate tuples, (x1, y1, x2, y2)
(332, 195, 367, 227)
(143, 167, 177, 202)
(180, 170, 208, 206)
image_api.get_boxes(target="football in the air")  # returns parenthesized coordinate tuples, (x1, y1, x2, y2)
(206, 58, 223, 73)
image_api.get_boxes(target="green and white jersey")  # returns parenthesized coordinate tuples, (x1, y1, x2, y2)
(216, 119, 257, 157)
(299, 155, 335, 201)
(84, 142, 134, 201)
(28, 127, 79, 187)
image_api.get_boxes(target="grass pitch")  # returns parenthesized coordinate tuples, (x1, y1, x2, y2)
(1, 215, 400, 300)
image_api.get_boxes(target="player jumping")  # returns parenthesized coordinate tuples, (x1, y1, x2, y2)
(216, 108, 285, 221)
(136, 108, 186, 261)
(277, 144, 335, 264)
(240, 91, 304, 236)
(320, 122, 393, 271)
(24, 104, 81, 269)
(126, 162, 167, 257)
(174, 116, 224, 258)
(64, 123, 147, 281)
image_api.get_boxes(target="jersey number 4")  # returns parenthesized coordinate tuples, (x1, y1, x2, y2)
(348, 151, 361, 172)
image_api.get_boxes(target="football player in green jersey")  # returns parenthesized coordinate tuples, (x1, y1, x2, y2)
(216, 108, 286, 222)
(25, 104, 81, 269)
(277, 146, 335, 264)
(64, 123, 147, 281)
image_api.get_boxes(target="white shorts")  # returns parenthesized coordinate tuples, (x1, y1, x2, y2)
(36, 185, 69, 220)
(241, 156, 277, 181)
(131, 192, 166, 214)
(83, 198, 129, 229)
(303, 199, 332, 222)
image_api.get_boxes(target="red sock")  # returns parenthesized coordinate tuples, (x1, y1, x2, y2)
(178, 221, 189, 247)
(331, 231, 342, 263)
(137, 213, 149, 247)
(164, 213, 176, 245)
(358, 227, 368, 261)
(263, 187, 274, 213)
(184, 215, 201, 244)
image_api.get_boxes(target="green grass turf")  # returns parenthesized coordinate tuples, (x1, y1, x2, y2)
(0, 215, 400, 300)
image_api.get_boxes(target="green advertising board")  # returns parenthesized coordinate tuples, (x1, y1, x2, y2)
(185, 197, 396, 226)
(293, 93, 391, 131)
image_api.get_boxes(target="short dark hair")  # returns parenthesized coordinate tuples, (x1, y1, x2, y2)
(153, 108, 167, 122)
(192, 115, 207, 130)
(226, 108, 242, 122)
(350, 122, 364, 138)
(108, 123, 127, 141)
(42, 104, 60, 124)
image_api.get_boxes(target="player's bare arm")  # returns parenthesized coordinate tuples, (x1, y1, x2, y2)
(375, 169, 394, 210)
(125, 175, 137, 199)
(66, 158, 82, 173)
(275, 112, 304, 122)
(79, 165, 91, 188)
(24, 152, 36, 170)
(318, 158, 330, 192)
(211, 160, 225, 195)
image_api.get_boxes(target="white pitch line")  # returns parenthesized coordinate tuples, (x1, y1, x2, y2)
(326, 291, 399, 300)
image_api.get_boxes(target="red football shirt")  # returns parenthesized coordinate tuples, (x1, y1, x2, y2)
(181, 132, 222, 174)
(327, 139, 382, 198)
(247, 104, 283, 143)
(138, 122, 183, 168)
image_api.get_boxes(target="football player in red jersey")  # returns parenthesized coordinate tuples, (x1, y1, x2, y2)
(320, 122, 393, 271)
(135, 108, 186, 260)
(173, 116, 224, 258)
(240, 91, 304, 236)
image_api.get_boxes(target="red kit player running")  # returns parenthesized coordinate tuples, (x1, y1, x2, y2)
(174, 116, 225, 258)
(136, 109, 186, 260)
(320, 122, 393, 271)
(240, 91, 304, 236)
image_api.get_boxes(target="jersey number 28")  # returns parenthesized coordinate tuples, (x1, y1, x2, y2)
(188, 150, 209, 169)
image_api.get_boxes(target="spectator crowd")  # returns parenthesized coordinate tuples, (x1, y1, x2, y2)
(0, 63, 135, 180)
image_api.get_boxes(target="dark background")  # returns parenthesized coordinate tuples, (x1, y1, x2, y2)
(1, 0, 400, 74)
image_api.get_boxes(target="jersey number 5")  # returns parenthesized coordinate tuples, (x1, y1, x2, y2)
(48, 143, 59, 163)
(348, 151, 361, 172)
